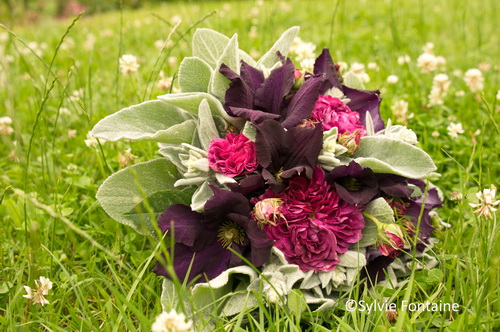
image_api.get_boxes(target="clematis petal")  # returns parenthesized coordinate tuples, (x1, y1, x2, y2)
(281, 75, 323, 128)
(229, 107, 281, 124)
(203, 185, 252, 228)
(153, 242, 231, 283)
(158, 204, 215, 251)
(343, 86, 384, 132)
(405, 187, 442, 241)
(314, 48, 342, 93)
(254, 59, 295, 116)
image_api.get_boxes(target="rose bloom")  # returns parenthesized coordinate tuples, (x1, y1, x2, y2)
(310, 95, 366, 135)
(207, 133, 258, 177)
(252, 167, 364, 272)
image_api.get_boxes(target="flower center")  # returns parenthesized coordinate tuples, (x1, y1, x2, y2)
(339, 177, 362, 191)
(217, 221, 245, 249)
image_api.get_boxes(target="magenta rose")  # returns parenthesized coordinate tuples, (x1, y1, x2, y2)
(310, 95, 367, 135)
(208, 133, 258, 177)
(252, 167, 365, 272)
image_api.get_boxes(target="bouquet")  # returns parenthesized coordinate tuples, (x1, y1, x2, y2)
(91, 27, 443, 316)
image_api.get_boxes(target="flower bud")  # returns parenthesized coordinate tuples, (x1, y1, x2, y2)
(252, 198, 285, 227)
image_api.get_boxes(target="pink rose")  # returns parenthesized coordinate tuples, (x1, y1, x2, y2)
(208, 133, 258, 177)
(310, 95, 367, 135)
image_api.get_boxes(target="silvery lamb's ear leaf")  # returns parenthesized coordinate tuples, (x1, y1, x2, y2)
(343, 71, 366, 90)
(357, 197, 395, 247)
(158, 92, 241, 126)
(209, 33, 239, 100)
(257, 26, 300, 69)
(242, 121, 257, 141)
(338, 251, 367, 268)
(96, 158, 190, 235)
(192, 265, 258, 316)
(157, 144, 184, 171)
(190, 181, 214, 212)
(239, 49, 257, 66)
(353, 136, 437, 178)
(192, 28, 231, 68)
(197, 99, 220, 150)
(91, 100, 196, 143)
(178, 57, 213, 93)
(365, 112, 375, 136)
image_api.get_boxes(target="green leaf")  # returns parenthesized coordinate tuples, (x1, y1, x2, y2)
(178, 57, 212, 93)
(96, 158, 184, 235)
(343, 71, 365, 90)
(197, 99, 220, 150)
(158, 92, 240, 126)
(191, 181, 213, 212)
(257, 26, 300, 69)
(192, 28, 231, 68)
(91, 100, 196, 143)
(357, 198, 395, 247)
(288, 289, 306, 315)
(354, 136, 437, 178)
(209, 33, 239, 100)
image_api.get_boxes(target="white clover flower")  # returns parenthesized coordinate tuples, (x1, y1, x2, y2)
(417, 53, 439, 73)
(428, 73, 451, 105)
(337, 61, 348, 73)
(170, 15, 182, 25)
(299, 58, 315, 73)
(168, 56, 178, 67)
(432, 130, 440, 138)
(386, 75, 399, 84)
(60, 37, 75, 51)
(479, 62, 490, 72)
(464, 68, 484, 92)
(23, 276, 53, 306)
(67, 129, 77, 138)
(119, 54, 140, 75)
(59, 107, 71, 115)
(151, 309, 193, 332)
(85, 131, 106, 147)
(248, 26, 258, 39)
(0, 116, 14, 135)
(422, 42, 434, 53)
(452, 69, 463, 77)
(290, 37, 317, 62)
(367, 62, 379, 71)
(0, 32, 8, 43)
(496, 90, 500, 101)
(447, 122, 464, 138)
(455, 90, 465, 97)
(391, 100, 414, 125)
(84, 33, 96, 50)
(350, 62, 370, 83)
(69, 88, 84, 102)
(397, 55, 411, 65)
(469, 185, 500, 220)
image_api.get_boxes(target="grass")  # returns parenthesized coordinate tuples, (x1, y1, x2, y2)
(0, 0, 499, 330)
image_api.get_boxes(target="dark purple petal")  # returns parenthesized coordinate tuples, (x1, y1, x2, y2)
(377, 174, 415, 197)
(203, 185, 252, 228)
(405, 188, 442, 240)
(227, 174, 266, 196)
(230, 107, 281, 124)
(281, 75, 323, 128)
(314, 48, 342, 93)
(240, 61, 265, 91)
(282, 125, 323, 172)
(158, 204, 214, 251)
(254, 59, 295, 116)
(343, 86, 384, 132)
(229, 213, 274, 267)
(255, 120, 322, 180)
(326, 161, 378, 205)
(360, 249, 395, 286)
(153, 242, 231, 283)
(221, 64, 255, 110)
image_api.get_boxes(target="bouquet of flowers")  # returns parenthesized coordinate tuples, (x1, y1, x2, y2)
(91, 27, 442, 315)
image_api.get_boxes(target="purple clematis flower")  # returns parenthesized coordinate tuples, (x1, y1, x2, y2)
(255, 119, 323, 191)
(153, 186, 273, 283)
(313, 48, 384, 132)
(220, 58, 324, 128)
(325, 161, 378, 205)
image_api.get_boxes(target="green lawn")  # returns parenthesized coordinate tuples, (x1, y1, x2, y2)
(0, 0, 499, 330)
